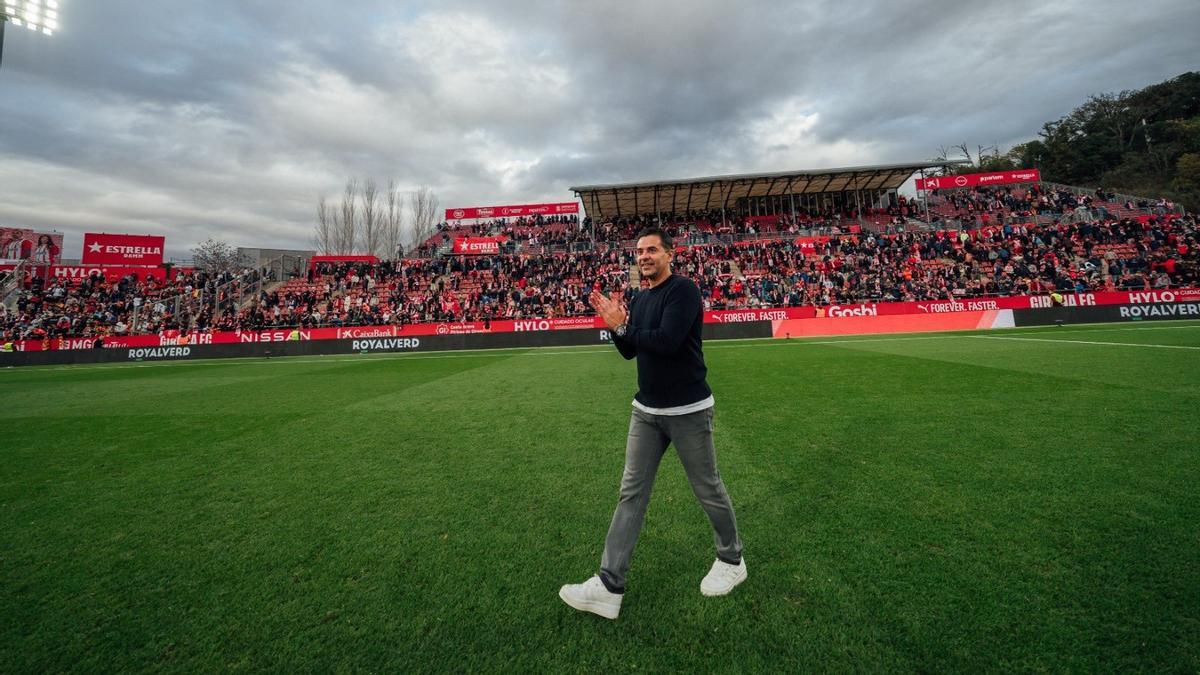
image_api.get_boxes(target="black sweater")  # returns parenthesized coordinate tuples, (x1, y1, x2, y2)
(613, 274, 712, 408)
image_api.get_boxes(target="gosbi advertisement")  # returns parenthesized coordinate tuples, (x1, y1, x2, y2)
(0, 228, 64, 265)
(9, 288, 1200, 351)
(81, 232, 166, 266)
(771, 309, 1016, 338)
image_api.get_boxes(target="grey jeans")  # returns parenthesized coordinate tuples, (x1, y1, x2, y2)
(599, 406, 742, 592)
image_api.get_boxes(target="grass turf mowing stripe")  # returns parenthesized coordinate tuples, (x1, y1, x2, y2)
(2, 320, 1197, 671)
(967, 334, 1200, 350)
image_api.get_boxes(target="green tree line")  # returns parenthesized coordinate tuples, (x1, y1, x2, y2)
(945, 72, 1200, 211)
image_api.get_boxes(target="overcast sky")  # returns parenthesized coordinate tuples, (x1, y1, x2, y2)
(0, 0, 1196, 260)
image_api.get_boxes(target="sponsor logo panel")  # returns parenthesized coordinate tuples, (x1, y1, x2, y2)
(81, 233, 166, 265)
(128, 346, 191, 360)
(915, 169, 1041, 191)
(352, 338, 421, 351)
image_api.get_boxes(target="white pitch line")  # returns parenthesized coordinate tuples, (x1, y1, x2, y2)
(966, 335, 1200, 351)
(1000, 324, 1200, 336)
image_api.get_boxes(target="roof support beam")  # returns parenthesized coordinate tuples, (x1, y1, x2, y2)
(741, 177, 758, 214)
(819, 174, 837, 193)
(763, 176, 781, 197)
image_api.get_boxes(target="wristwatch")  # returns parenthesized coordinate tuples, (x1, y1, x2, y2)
(614, 323, 628, 337)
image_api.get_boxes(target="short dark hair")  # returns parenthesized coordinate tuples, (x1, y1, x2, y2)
(635, 226, 674, 251)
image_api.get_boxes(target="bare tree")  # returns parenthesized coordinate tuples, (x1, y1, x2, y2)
(335, 179, 359, 254)
(192, 238, 248, 275)
(955, 142, 976, 167)
(312, 195, 335, 254)
(407, 185, 440, 251)
(383, 179, 405, 258)
(361, 178, 381, 257)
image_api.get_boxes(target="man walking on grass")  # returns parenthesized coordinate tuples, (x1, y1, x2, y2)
(560, 226, 745, 620)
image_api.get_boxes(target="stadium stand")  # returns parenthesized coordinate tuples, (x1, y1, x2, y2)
(4, 207, 1195, 340)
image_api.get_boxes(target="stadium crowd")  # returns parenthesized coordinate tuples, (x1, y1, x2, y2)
(422, 203, 921, 255)
(1, 267, 261, 343)
(927, 184, 1181, 226)
(2, 211, 1196, 341)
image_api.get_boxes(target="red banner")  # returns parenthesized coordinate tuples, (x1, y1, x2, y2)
(452, 237, 507, 255)
(44, 265, 168, 284)
(774, 310, 1014, 338)
(705, 307, 816, 323)
(793, 236, 833, 254)
(916, 169, 1041, 191)
(82, 233, 165, 266)
(813, 289, 1200, 317)
(11, 288, 1200, 352)
(445, 202, 579, 220)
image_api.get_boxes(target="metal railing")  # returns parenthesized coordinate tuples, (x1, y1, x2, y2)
(0, 259, 28, 308)
(263, 254, 308, 284)
(131, 286, 206, 333)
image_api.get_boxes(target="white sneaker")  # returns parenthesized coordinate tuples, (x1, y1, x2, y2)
(701, 558, 747, 596)
(559, 575, 622, 619)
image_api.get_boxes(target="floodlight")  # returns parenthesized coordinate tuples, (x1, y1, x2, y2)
(1, 0, 59, 66)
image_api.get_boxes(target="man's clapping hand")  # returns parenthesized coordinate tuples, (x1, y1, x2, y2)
(589, 290, 627, 331)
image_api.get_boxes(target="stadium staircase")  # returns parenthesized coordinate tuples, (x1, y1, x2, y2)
(728, 260, 744, 280)
(1, 260, 26, 310)
(244, 280, 285, 309)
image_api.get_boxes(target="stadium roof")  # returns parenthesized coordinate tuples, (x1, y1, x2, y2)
(570, 160, 969, 220)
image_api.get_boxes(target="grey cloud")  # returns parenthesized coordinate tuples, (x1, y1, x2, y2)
(0, 0, 1196, 259)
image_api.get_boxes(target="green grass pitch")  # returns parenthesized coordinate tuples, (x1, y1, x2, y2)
(2, 321, 1199, 672)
